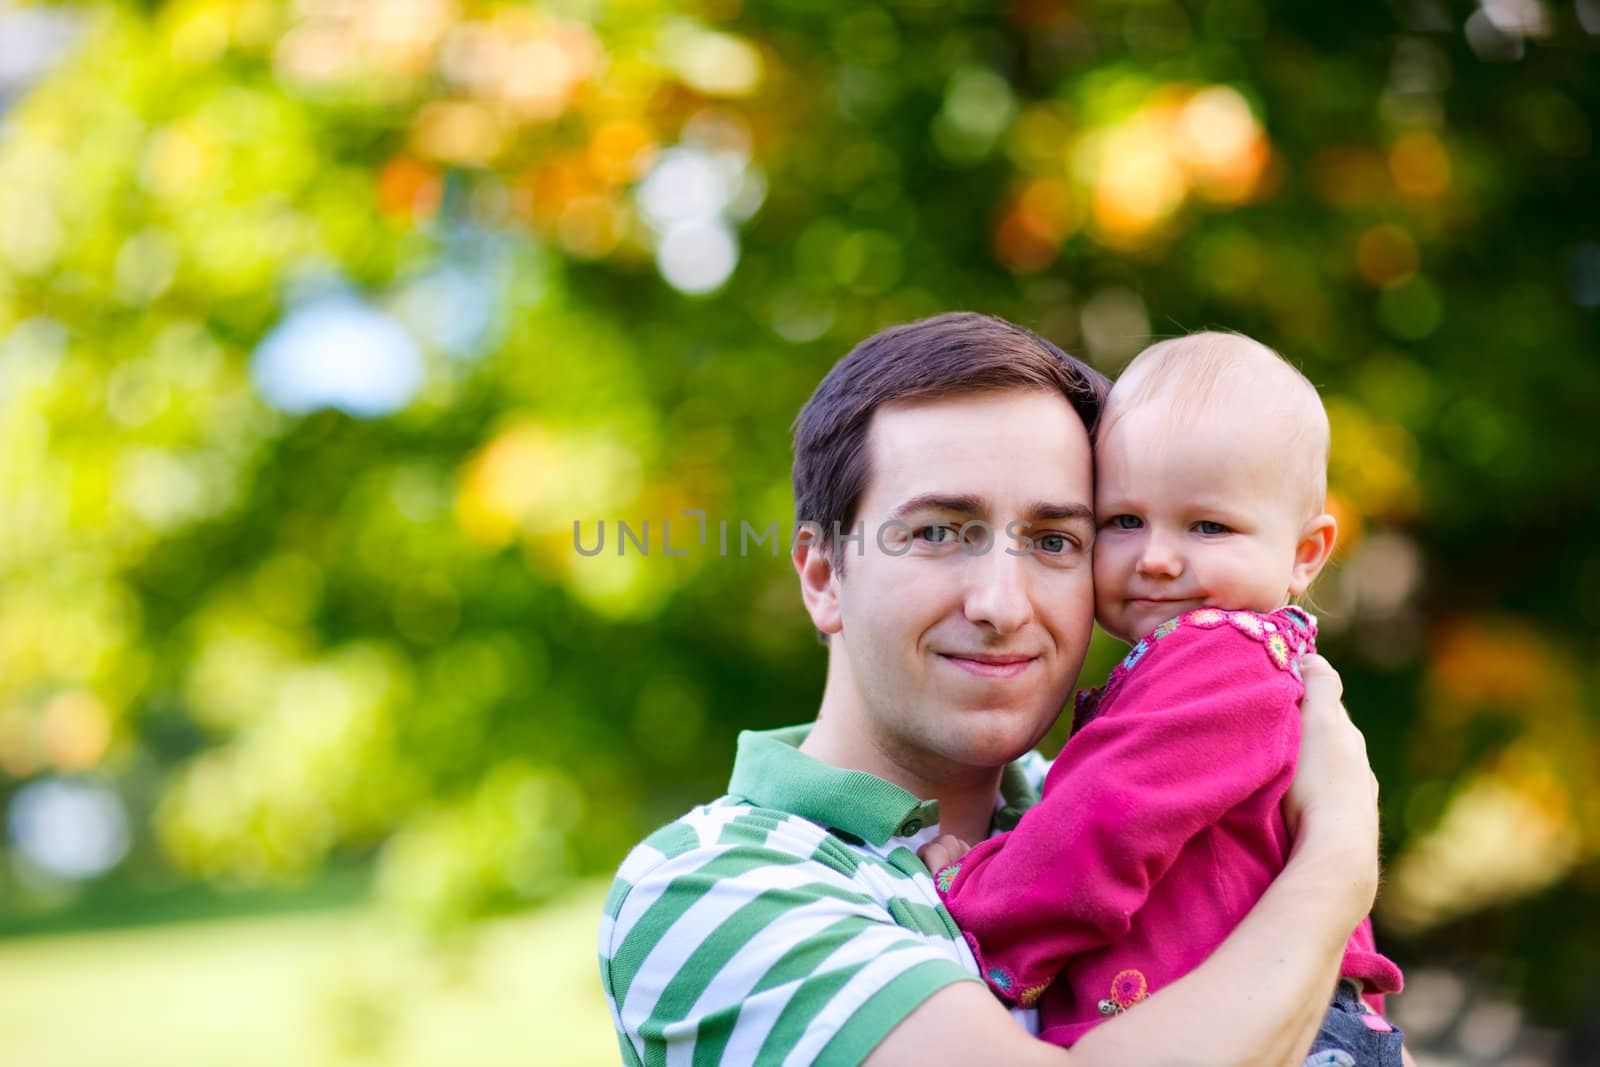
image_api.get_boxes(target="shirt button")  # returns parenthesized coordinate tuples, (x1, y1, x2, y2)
(900, 819, 922, 835)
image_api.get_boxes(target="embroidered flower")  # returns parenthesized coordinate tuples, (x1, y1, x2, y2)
(1018, 981, 1051, 1007)
(1121, 640, 1150, 671)
(987, 967, 1015, 995)
(1152, 617, 1182, 640)
(1265, 632, 1292, 670)
(1110, 968, 1148, 1009)
(1228, 611, 1266, 637)
(1189, 608, 1226, 627)
(936, 864, 959, 894)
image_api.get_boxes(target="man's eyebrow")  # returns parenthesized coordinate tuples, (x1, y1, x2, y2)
(887, 493, 986, 521)
(1021, 502, 1095, 523)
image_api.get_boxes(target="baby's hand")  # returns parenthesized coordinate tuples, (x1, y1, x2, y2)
(918, 834, 972, 874)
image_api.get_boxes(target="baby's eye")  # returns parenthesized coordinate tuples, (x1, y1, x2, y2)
(1107, 515, 1143, 530)
(1192, 520, 1230, 535)
(913, 524, 961, 544)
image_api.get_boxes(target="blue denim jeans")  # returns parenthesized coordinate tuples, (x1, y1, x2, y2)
(1302, 980, 1405, 1067)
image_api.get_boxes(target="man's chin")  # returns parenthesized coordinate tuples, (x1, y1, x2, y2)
(941, 706, 1061, 765)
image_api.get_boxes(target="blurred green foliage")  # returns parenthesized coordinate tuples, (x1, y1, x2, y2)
(0, 0, 1597, 1039)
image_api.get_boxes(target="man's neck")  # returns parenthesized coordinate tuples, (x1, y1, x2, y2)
(802, 669, 1006, 845)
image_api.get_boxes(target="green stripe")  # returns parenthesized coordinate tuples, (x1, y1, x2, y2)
(717, 811, 786, 848)
(809, 835, 861, 877)
(604, 876, 632, 919)
(753, 959, 865, 1063)
(607, 848, 805, 1007)
(885, 898, 956, 939)
(635, 881, 880, 1064)
(815, 959, 978, 1067)
(883, 845, 929, 879)
(615, 1028, 646, 1067)
(687, 914, 901, 1067)
(644, 820, 701, 860)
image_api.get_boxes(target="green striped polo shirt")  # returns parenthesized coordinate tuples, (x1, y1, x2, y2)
(599, 724, 1047, 1066)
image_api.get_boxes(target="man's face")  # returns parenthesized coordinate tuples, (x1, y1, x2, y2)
(829, 388, 1097, 782)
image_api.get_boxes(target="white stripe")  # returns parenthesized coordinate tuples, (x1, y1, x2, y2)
(760, 813, 832, 853)
(664, 1024, 697, 1067)
(611, 843, 739, 956)
(681, 890, 879, 1041)
(719, 911, 916, 1065)
(616, 841, 668, 885)
(619, 858, 870, 1032)
(716, 972, 803, 1065)
(597, 913, 615, 957)
(688, 802, 749, 847)
(779, 940, 953, 1066)
(783, 939, 965, 1067)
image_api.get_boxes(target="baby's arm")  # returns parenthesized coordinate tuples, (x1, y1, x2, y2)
(937, 622, 1304, 997)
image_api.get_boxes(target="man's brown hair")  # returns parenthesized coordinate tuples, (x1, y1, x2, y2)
(791, 311, 1109, 567)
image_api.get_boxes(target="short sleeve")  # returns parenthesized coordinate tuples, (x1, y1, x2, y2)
(601, 826, 979, 1066)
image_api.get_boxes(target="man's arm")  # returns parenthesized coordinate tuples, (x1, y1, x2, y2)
(866, 654, 1379, 1067)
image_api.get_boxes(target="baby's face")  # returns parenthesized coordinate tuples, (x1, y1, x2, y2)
(1092, 403, 1315, 644)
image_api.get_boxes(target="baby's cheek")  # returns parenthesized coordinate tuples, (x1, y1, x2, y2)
(1089, 547, 1119, 615)
(1089, 539, 1118, 589)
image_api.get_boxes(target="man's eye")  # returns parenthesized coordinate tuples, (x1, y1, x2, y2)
(914, 524, 960, 544)
(1108, 515, 1142, 530)
(1036, 533, 1076, 554)
(1193, 520, 1230, 535)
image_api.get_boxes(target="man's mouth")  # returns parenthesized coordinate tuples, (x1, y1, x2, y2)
(938, 652, 1037, 679)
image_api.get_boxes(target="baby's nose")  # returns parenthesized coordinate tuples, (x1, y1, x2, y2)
(1137, 540, 1183, 577)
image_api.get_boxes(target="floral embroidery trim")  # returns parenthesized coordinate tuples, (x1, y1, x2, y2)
(935, 864, 959, 895)
(1265, 632, 1291, 670)
(1110, 968, 1148, 1008)
(1097, 968, 1149, 1016)
(1079, 606, 1317, 713)
(1017, 980, 1051, 1007)
(986, 965, 1052, 1006)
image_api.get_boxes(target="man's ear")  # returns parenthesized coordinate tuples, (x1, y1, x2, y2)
(793, 535, 844, 636)
(1288, 513, 1338, 595)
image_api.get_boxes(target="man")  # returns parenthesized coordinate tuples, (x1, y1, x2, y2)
(600, 313, 1382, 1065)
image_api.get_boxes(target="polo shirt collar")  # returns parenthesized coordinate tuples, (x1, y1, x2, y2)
(726, 724, 1040, 847)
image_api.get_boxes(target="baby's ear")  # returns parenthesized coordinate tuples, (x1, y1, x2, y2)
(1288, 513, 1338, 595)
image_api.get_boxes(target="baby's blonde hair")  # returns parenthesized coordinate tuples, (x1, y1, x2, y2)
(1100, 331, 1330, 518)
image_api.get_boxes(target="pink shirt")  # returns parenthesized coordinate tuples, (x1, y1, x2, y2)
(936, 606, 1403, 1047)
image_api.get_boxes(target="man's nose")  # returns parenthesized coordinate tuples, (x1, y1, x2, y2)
(1136, 530, 1184, 579)
(963, 543, 1035, 635)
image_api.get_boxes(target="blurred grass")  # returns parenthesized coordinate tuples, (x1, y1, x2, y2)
(0, 880, 615, 1067)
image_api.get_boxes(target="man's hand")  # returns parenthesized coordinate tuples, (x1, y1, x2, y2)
(1283, 653, 1380, 923)
(918, 834, 972, 874)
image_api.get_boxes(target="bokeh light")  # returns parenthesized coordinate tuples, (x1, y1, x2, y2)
(9, 776, 130, 880)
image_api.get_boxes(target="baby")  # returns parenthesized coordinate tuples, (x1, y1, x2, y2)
(927, 332, 1405, 1065)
